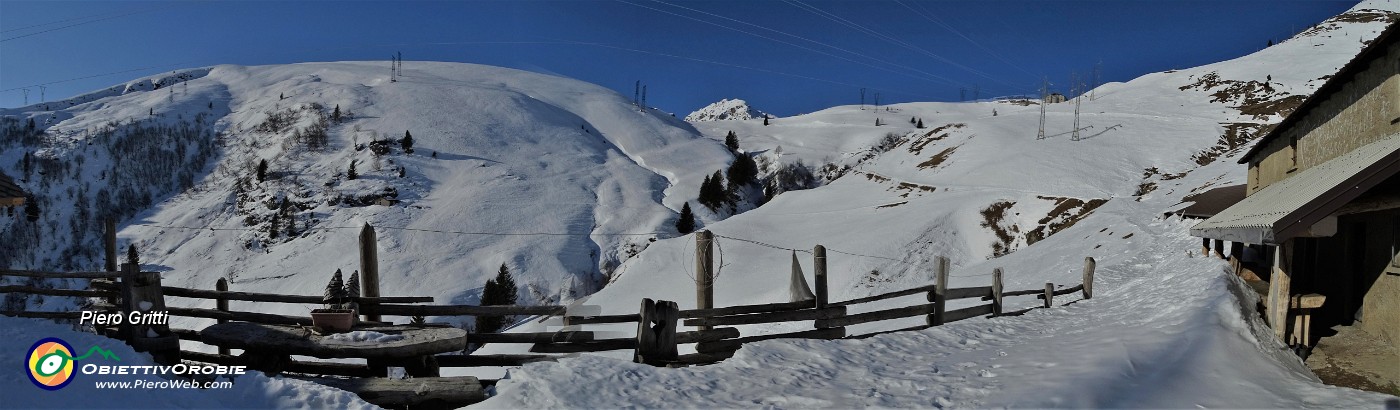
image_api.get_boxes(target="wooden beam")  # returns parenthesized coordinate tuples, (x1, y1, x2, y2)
(363, 304, 565, 317)
(528, 338, 637, 353)
(0, 269, 125, 279)
(694, 327, 844, 354)
(681, 306, 845, 327)
(469, 331, 597, 344)
(289, 375, 486, 408)
(831, 284, 935, 307)
(929, 256, 948, 326)
(943, 304, 995, 323)
(1083, 257, 1095, 299)
(678, 300, 814, 318)
(675, 327, 740, 344)
(0, 285, 116, 298)
(815, 303, 934, 329)
(1, 310, 84, 319)
(814, 244, 828, 309)
(991, 268, 1004, 316)
(168, 306, 315, 326)
(434, 354, 569, 367)
(563, 313, 640, 325)
(1266, 242, 1293, 341)
(162, 286, 433, 304)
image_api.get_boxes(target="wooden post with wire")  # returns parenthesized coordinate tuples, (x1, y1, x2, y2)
(359, 223, 381, 323)
(215, 278, 231, 355)
(813, 245, 828, 309)
(695, 230, 714, 331)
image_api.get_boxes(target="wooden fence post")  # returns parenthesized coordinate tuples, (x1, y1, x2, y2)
(928, 256, 948, 326)
(216, 278, 231, 356)
(695, 231, 714, 331)
(359, 223, 381, 323)
(1043, 283, 1054, 308)
(813, 245, 828, 309)
(991, 268, 1003, 316)
(1082, 257, 1095, 299)
(118, 263, 179, 364)
(104, 219, 117, 272)
(634, 298, 678, 366)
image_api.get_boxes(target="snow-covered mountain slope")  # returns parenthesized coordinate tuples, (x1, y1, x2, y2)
(479, 1, 1400, 406)
(0, 62, 734, 318)
(685, 98, 768, 122)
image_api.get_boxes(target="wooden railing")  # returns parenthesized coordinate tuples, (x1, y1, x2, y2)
(1, 225, 1098, 406)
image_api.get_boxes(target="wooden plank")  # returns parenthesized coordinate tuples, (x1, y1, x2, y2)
(845, 323, 934, 340)
(528, 338, 637, 353)
(1290, 293, 1326, 309)
(435, 354, 568, 367)
(161, 286, 432, 304)
(169, 306, 315, 326)
(944, 286, 992, 301)
(0, 285, 117, 298)
(678, 300, 814, 318)
(290, 375, 486, 408)
(468, 331, 597, 344)
(563, 313, 640, 325)
(171, 328, 201, 342)
(943, 304, 995, 323)
(1036, 284, 1084, 299)
(682, 306, 846, 327)
(831, 284, 936, 307)
(0, 269, 125, 279)
(363, 303, 565, 317)
(181, 351, 377, 377)
(634, 298, 679, 366)
(695, 327, 845, 353)
(815, 303, 934, 328)
(1, 310, 84, 319)
(994, 288, 1042, 298)
(199, 322, 466, 359)
(215, 278, 230, 356)
(675, 327, 740, 344)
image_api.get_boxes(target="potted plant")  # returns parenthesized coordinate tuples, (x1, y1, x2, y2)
(310, 269, 356, 332)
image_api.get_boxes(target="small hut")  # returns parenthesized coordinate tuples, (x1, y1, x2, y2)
(0, 171, 24, 216)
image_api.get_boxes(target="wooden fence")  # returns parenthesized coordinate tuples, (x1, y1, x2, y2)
(0, 225, 1096, 408)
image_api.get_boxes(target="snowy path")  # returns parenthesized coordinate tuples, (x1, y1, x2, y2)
(481, 216, 1393, 408)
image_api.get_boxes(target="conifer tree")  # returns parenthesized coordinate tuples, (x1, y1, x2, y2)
(24, 195, 39, 222)
(347, 161, 358, 180)
(725, 131, 739, 152)
(675, 202, 696, 234)
(332, 105, 342, 122)
(917, 118, 924, 128)
(699, 174, 715, 209)
(269, 213, 280, 239)
(257, 159, 268, 183)
(126, 243, 139, 265)
(478, 264, 519, 334)
(324, 269, 347, 308)
(763, 116, 770, 126)
(402, 130, 414, 154)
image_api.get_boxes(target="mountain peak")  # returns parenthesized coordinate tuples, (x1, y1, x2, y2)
(685, 98, 768, 122)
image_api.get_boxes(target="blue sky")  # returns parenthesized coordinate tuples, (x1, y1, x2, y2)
(0, 1, 1358, 116)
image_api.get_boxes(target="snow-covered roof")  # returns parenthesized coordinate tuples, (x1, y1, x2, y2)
(1193, 132, 1400, 244)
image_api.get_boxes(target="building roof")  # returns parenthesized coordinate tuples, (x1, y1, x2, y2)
(1194, 132, 1400, 244)
(1170, 184, 1247, 219)
(1239, 21, 1400, 164)
(0, 171, 25, 203)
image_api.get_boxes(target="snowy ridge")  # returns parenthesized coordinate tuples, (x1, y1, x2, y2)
(684, 98, 769, 122)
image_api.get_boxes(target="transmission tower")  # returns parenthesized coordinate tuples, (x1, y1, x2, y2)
(860, 87, 866, 110)
(1090, 60, 1102, 101)
(634, 81, 640, 107)
(641, 85, 647, 109)
(39, 86, 46, 103)
(1036, 77, 1047, 140)
(1072, 72, 1083, 142)
(22, 88, 29, 105)
(390, 54, 397, 82)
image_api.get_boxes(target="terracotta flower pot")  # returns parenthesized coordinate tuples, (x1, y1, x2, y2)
(310, 309, 356, 333)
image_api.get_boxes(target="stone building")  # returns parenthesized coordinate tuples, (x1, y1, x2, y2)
(1192, 22, 1400, 358)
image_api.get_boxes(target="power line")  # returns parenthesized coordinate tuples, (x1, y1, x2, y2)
(1, 6, 175, 42)
(128, 222, 666, 237)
